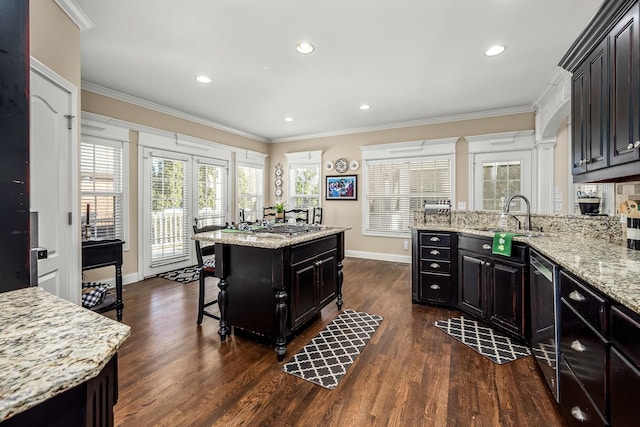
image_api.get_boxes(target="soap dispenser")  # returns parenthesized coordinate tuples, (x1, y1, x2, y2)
(497, 197, 508, 230)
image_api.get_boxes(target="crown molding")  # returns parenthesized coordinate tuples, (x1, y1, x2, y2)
(54, 0, 94, 31)
(270, 105, 534, 143)
(81, 81, 269, 143)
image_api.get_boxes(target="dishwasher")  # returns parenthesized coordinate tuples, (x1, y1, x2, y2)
(530, 249, 559, 402)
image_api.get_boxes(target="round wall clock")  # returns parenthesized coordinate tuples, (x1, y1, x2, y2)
(335, 158, 348, 173)
(349, 160, 360, 171)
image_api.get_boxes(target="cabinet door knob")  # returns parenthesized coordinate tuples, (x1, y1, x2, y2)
(570, 406, 588, 422)
(569, 290, 586, 302)
(430, 263, 440, 269)
(430, 249, 440, 255)
(482, 244, 491, 250)
(429, 236, 440, 242)
(635, 141, 640, 149)
(570, 340, 587, 352)
(429, 284, 440, 290)
(578, 159, 585, 165)
(485, 262, 491, 267)
(628, 143, 635, 150)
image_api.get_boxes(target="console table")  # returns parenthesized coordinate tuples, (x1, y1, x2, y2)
(82, 239, 124, 321)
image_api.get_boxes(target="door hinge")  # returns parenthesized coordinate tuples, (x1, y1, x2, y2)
(64, 114, 75, 130)
(68, 212, 73, 225)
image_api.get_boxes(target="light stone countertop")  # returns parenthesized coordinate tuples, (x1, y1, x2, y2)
(411, 224, 640, 315)
(192, 225, 350, 249)
(0, 287, 131, 422)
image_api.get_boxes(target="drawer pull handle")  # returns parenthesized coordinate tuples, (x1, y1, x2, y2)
(430, 263, 441, 269)
(430, 250, 440, 255)
(635, 141, 640, 149)
(570, 340, 586, 353)
(628, 142, 635, 150)
(482, 244, 491, 250)
(570, 406, 588, 422)
(429, 236, 440, 242)
(430, 284, 440, 290)
(569, 290, 586, 302)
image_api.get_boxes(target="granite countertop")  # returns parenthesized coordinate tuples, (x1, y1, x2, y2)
(0, 287, 131, 422)
(192, 225, 350, 249)
(411, 223, 640, 315)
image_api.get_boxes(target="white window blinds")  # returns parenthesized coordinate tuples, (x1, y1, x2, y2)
(197, 161, 227, 227)
(364, 158, 452, 235)
(237, 163, 263, 222)
(80, 140, 123, 240)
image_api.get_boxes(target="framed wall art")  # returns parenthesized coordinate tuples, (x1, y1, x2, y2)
(326, 175, 357, 200)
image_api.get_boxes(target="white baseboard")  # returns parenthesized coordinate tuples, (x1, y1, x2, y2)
(345, 250, 411, 264)
(86, 272, 140, 288)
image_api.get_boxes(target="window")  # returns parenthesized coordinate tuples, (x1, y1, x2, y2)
(482, 161, 522, 211)
(197, 161, 227, 227)
(285, 151, 322, 208)
(80, 139, 124, 240)
(361, 138, 457, 237)
(365, 158, 452, 234)
(237, 163, 263, 222)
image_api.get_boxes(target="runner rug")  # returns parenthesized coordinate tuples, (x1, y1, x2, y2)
(434, 316, 530, 364)
(282, 309, 383, 390)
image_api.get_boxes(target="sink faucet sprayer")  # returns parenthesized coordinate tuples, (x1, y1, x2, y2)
(503, 194, 531, 231)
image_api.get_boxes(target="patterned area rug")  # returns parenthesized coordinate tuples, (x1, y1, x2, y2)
(434, 317, 531, 364)
(282, 309, 383, 390)
(158, 266, 199, 283)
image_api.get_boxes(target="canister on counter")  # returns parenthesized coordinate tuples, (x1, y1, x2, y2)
(628, 217, 640, 250)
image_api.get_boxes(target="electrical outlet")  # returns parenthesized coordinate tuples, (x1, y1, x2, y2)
(403, 239, 409, 251)
(458, 201, 466, 210)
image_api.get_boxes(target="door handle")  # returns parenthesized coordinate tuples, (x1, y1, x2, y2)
(35, 247, 48, 260)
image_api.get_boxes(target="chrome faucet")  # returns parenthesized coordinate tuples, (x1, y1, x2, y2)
(504, 194, 531, 231)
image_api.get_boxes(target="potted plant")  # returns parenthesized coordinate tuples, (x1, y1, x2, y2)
(275, 201, 285, 220)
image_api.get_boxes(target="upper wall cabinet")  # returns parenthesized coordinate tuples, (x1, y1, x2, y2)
(560, 0, 640, 183)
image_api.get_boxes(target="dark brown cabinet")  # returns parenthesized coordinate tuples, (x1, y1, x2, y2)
(558, 270, 609, 426)
(561, 0, 640, 182)
(571, 38, 609, 176)
(291, 248, 337, 328)
(610, 2, 640, 167)
(609, 305, 640, 426)
(411, 230, 456, 306)
(457, 235, 528, 340)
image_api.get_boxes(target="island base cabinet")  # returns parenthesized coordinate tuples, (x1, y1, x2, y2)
(290, 248, 337, 328)
(559, 356, 607, 427)
(3, 354, 118, 427)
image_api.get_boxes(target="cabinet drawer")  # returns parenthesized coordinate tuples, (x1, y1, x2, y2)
(611, 305, 640, 368)
(419, 233, 451, 247)
(458, 234, 526, 263)
(559, 357, 607, 427)
(560, 301, 607, 415)
(421, 259, 451, 274)
(560, 271, 608, 335)
(418, 273, 451, 304)
(420, 246, 451, 261)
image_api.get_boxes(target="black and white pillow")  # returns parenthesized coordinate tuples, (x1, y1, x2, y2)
(81, 281, 110, 308)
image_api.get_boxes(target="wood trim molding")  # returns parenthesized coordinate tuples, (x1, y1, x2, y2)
(54, 0, 94, 31)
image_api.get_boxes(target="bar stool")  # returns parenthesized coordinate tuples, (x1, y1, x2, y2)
(192, 219, 226, 324)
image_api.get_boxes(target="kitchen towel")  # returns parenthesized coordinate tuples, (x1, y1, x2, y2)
(492, 232, 517, 257)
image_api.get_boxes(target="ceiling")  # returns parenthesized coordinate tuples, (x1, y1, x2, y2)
(76, 0, 603, 142)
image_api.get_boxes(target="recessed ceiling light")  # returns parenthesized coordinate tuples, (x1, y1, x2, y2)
(284, 117, 294, 122)
(195, 75, 212, 83)
(296, 41, 315, 54)
(359, 104, 371, 110)
(484, 45, 506, 57)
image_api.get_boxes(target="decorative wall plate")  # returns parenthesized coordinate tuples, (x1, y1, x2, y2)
(275, 178, 282, 187)
(335, 158, 348, 173)
(275, 188, 283, 197)
(325, 161, 334, 171)
(275, 167, 282, 176)
(349, 160, 360, 171)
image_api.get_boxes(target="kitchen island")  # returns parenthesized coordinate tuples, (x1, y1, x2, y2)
(192, 225, 348, 361)
(0, 287, 130, 426)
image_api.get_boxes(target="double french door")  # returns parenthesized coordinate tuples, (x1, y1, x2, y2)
(142, 148, 227, 277)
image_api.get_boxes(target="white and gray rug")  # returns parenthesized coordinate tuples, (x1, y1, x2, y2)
(158, 266, 199, 283)
(434, 316, 531, 364)
(282, 309, 383, 390)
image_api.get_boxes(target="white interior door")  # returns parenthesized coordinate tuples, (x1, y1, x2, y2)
(30, 67, 77, 303)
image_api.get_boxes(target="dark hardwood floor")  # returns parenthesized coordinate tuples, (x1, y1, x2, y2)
(105, 257, 566, 427)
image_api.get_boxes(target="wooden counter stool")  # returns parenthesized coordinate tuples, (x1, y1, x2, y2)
(193, 220, 226, 324)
